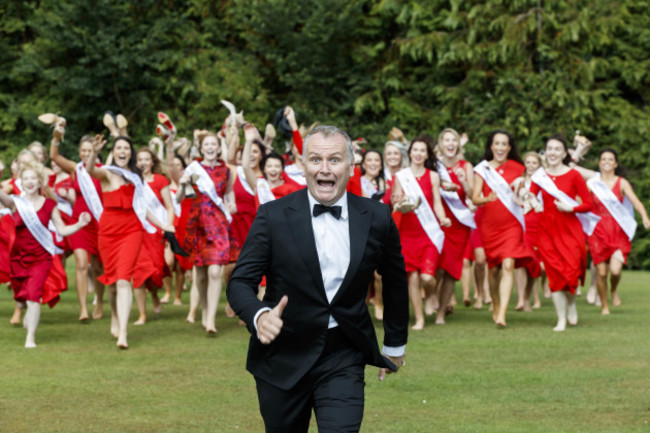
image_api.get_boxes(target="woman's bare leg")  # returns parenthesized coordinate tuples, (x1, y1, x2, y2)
(205, 264, 224, 334)
(515, 267, 526, 311)
(409, 272, 425, 330)
(596, 262, 610, 315)
(91, 256, 105, 320)
(133, 287, 147, 325)
(115, 279, 133, 348)
(186, 267, 199, 323)
(488, 266, 500, 323)
(73, 249, 90, 321)
(609, 255, 624, 306)
(495, 258, 515, 327)
(435, 271, 455, 325)
(107, 284, 118, 338)
(422, 273, 438, 317)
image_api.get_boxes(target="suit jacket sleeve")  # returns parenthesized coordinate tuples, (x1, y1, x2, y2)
(226, 205, 273, 335)
(376, 205, 409, 349)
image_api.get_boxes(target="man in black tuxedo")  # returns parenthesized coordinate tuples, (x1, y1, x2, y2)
(227, 125, 409, 433)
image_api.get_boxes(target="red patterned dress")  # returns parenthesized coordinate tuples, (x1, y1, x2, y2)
(184, 162, 240, 266)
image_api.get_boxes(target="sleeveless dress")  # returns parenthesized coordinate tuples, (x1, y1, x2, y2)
(134, 173, 170, 289)
(68, 165, 103, 256)
(476, 160, 532, 269)
(53, 175, 75, 252)
(522, 180, 542, 278)
(231, 170, 257, 247)
(439, 160, 472, 280)
(184, 162, 240, 266)
(587, 177, 631, 265)
(398, 168, 441, 275)
(10, 199, 67, 307)
(97, 184, 144, 286)
(530, 169, 592, 293)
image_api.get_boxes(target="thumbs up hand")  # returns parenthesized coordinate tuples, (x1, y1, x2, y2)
(256, 295, 288, 345)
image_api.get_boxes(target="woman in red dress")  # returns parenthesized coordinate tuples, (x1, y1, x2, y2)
(166, 151, 191, 305)
(177, 132, 239, 334)
(0, 161, 90, 348)
(50, 125, 105, 321)
(528, 135, 594, 331)
(132, 148, 175, 325)
(51, 160, 75, 254)
(571, 148, 650, 314)
(512, 152, 545, 311)
(434, 128, 475, 324)
(472, 130, 532, 327)
(392, 136, 451, 330)
(87, 135, 172, 348)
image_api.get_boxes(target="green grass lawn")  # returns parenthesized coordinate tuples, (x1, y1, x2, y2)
(1, 271, 649, 432)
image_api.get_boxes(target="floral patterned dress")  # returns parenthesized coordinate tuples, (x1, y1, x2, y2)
(184, 162, 240, 266)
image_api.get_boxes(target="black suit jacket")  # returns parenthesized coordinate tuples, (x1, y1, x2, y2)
(227, 189, 409, 390)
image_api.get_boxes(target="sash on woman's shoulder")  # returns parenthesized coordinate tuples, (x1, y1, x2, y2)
(76, 162, 103, 222)
(184, 161, 232, 223)
(474, 160, 525, 230)
(531, 168, 600, 235)
(587, 174, 637, 240)
(395, 168, 444, 252)
(143, 182, 168, 229)
(437, 161, 476, 229)
(104, 166, 157, 234)
(12, 195, 63, 256)
(236, 166, 255, 196)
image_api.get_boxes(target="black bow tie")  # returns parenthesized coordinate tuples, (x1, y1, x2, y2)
(313, 203, 342, 219)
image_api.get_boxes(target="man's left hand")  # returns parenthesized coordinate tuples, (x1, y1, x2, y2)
(378, 354, 405, 381)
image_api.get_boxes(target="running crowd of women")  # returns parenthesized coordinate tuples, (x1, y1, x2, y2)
(1, 104, 648, 349)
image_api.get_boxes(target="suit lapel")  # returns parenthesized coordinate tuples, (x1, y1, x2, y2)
(286, 189, 328, 301)
(333, 194, 371, 304)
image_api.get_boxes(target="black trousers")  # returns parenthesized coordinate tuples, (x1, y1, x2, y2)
(255, 327, 366, 433)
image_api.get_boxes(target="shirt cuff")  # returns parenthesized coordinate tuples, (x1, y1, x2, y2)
(253, 307, 272, 338)
(382, 344, 406, 358)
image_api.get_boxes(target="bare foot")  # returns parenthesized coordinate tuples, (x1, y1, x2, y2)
(92, 304, 103, 320)
(424, 296, 438, 316)
(110, 317, 119, 339)
(206, 327, 217, 334)
(586, 287, 596, 304)
(238, 319, 246, 326)
(79, 314, 89, 322)
(515, 304, 524, 312)
(134, 317, 146, 326)
(496, 321, 507, 329)
(533, 299, 541, 309)
(473, 300, 483, 310)
(612, 291, 622, 307)
(225, 303, 236, 318)
(160, 294, 170, 304)
(186, 316, 195, 324)
(553, 322, 566, 332)
(117, 339, 128, 349)
(25, 340, 37, 349)
(435, 314, 446, 325)
(9, 315, 21, 326)
(173, 298, 183, 306)
(601, 308, 610, 315)
(411, 321, 424, 331)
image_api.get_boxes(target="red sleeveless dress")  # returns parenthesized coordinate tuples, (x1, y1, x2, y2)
(10, 199, 67, 306)
(398, 169, 441, 275)
(134, 174, 170, 289)
(439, 160, 472, 280)
(184, 162, 240, 266)
(587, 177, 631, 265)
(231, 170, 257, 247)
(530, 169, 592, 293)
(68, 165, 103, 256)
(97, 184, 144, 286)
(476, 160, 532, 269)
(53, 175, 75, 252)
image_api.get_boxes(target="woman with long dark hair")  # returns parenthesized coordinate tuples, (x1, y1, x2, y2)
(391, 135, 450, 330)
(472, 130, 532, 327)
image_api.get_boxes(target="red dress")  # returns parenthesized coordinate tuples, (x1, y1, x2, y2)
(587, 177, 631, 265)
(398, 169, 441, 275)
(0, 212, 14, 283)
(174, 196, 193, 271)
(439, 160, 472, 280)
(68, 166, 103, 256)
(476, 160, 531, 269)
(522, 183, 542, 278)
(97, 184, 144, 286)
(530, 169, 592, 293)
(10, 199, 67, 307)
(185, 162, 240, 266)
(134, 174, 170, 289)
(53, 175, 75, 252)
(231, 170, 257, 247)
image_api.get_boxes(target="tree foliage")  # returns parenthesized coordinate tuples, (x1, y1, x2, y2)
(1, 0, 649, 266)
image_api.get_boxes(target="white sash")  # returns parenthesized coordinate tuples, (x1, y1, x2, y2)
(76, 162, 103, 222)
(361, 176, 378, 198)
(144, 182, 168, 228)
(12, 196, 63, 255)
(474, 160, 525, 230)
(587, 174, 637, 240)
(236, 166, 255, 196)
(104, 166, 157, 234)
(56, 196, 73, 217)
(256, 178, 276, 205)
(395, 168, 444, 252)
(531, 168, 600, 236)
(170, 187, 181, 218)
(437, 161, 476, 229)
(284, 164, 307, 185)
(184, 161, 232, 223)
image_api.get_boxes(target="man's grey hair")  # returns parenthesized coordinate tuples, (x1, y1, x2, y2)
(302, 125, 355, 165)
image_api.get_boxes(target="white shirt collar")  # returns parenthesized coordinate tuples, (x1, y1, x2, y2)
(307, 190, 349, 221)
